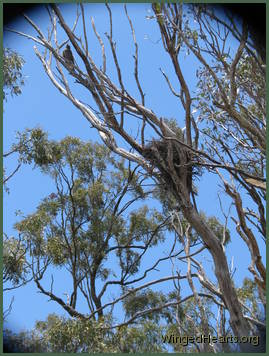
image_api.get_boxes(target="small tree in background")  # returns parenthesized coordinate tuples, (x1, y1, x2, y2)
(9, 134, 167, 319)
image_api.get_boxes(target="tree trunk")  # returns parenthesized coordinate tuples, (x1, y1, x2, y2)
(182, 204, 254, 351)
(155, 142, 252, 351)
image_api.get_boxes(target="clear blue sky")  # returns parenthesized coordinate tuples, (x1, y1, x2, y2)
(3, 3, 265, 334)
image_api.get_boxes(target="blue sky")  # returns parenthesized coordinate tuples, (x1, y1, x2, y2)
(3, 3, 265, 334)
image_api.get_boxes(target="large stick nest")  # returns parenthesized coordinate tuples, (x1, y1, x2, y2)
(144, 139, 201, 195)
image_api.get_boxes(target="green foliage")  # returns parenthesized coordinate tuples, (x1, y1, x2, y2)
(162, 117, 185, 140)
(34, 314, 118, 352)
(35, 314, 167, 352)
(13, 128, 62, 166)
(7, 135, 170, 351)
(116, 206, 165, 275)
(14, 210, 49, 257)
(116, 321, 166, 352)
(12, 135, 166, 292)
(237, 278, 260, 316)
(47, 235, 67, 266)
(3, 235, 28, 286)
(4, 314, 166, 353)
(123, 288, 167, 322)
(128, 206, 164, 244)
(3, 48, 25, 101)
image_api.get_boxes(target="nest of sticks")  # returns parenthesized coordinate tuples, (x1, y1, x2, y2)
(143, 138, 201, 195)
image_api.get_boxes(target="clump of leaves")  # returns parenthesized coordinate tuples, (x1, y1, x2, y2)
(35, 314, 118, 353)
(237, 277, 260, 317)
(14, 128, 62, 166)
(3, 48, 25, 101)
(123, 288, 166, 322)
(3, 235, 28, 285)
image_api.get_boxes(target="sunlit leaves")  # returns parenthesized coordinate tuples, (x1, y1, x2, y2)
(116, 321, 165, 352)
(14, 128, 61, 166)
(3, 235, 28, 285)
(237, 278, 260, 316)
(9, 314, 166, 352)
(128, 205, 164, 244)
(123, 288, 166, 322)
(34, 314, 119, 352)
(12, 136, 166, 286)
(3, 48, 25, 101)
(47, 236, 67, 266)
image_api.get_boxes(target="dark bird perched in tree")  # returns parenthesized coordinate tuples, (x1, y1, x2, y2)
(48, 192, 57, 199)
(62, 44, 74, 67)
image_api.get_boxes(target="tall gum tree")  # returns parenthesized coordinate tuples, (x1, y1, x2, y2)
(8, 3, 266, 351)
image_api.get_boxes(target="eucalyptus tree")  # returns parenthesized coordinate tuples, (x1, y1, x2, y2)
(4, 131, 233, 352)
(7, 3, 266, 352)
(11, 133, 169, 320)
(4, 132, 183, 352)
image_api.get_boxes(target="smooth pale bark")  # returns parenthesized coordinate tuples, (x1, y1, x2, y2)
(157, 147, 253, 351)
(182, 205, 251, 339)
